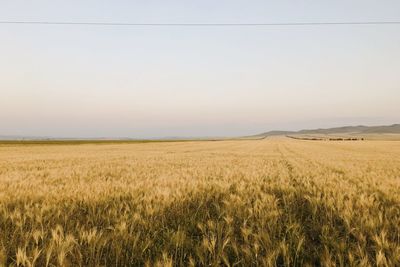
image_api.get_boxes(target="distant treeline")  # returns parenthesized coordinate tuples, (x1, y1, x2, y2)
(286, 136, 364, 141)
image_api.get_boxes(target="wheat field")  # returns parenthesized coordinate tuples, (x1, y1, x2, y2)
(0, 138, 399, 266)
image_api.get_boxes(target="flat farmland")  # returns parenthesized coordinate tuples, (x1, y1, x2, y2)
(0, 138, 399, 266)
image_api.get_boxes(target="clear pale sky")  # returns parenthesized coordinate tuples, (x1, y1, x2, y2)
(1, 1, 399, 138)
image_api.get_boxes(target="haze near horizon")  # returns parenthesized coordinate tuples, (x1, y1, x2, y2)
(1, 1, 400, 138)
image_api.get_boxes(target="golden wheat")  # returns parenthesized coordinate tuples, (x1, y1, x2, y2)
(0, 138, 399, 266)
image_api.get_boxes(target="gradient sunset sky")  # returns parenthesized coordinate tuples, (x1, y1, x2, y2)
(1, 1, 399, 138)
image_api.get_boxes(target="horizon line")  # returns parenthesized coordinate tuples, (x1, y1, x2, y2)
(1, 21, 400, 27)
(1, 123, 398, 140)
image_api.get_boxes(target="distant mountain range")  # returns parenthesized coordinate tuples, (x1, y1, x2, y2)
(1, 124, 399, 141)
(255, 124, 400, 138)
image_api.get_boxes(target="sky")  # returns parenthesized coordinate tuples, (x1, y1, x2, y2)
(1, 1, 400, 138)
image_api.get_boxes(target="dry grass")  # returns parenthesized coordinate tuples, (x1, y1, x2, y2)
(0, 138, 399, 266)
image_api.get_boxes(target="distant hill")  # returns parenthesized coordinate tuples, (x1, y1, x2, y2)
(2, 124, 399, 141)
(255, 124, 400, 138)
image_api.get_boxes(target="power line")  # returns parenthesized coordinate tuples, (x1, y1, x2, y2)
(0, 21, 400, 27)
